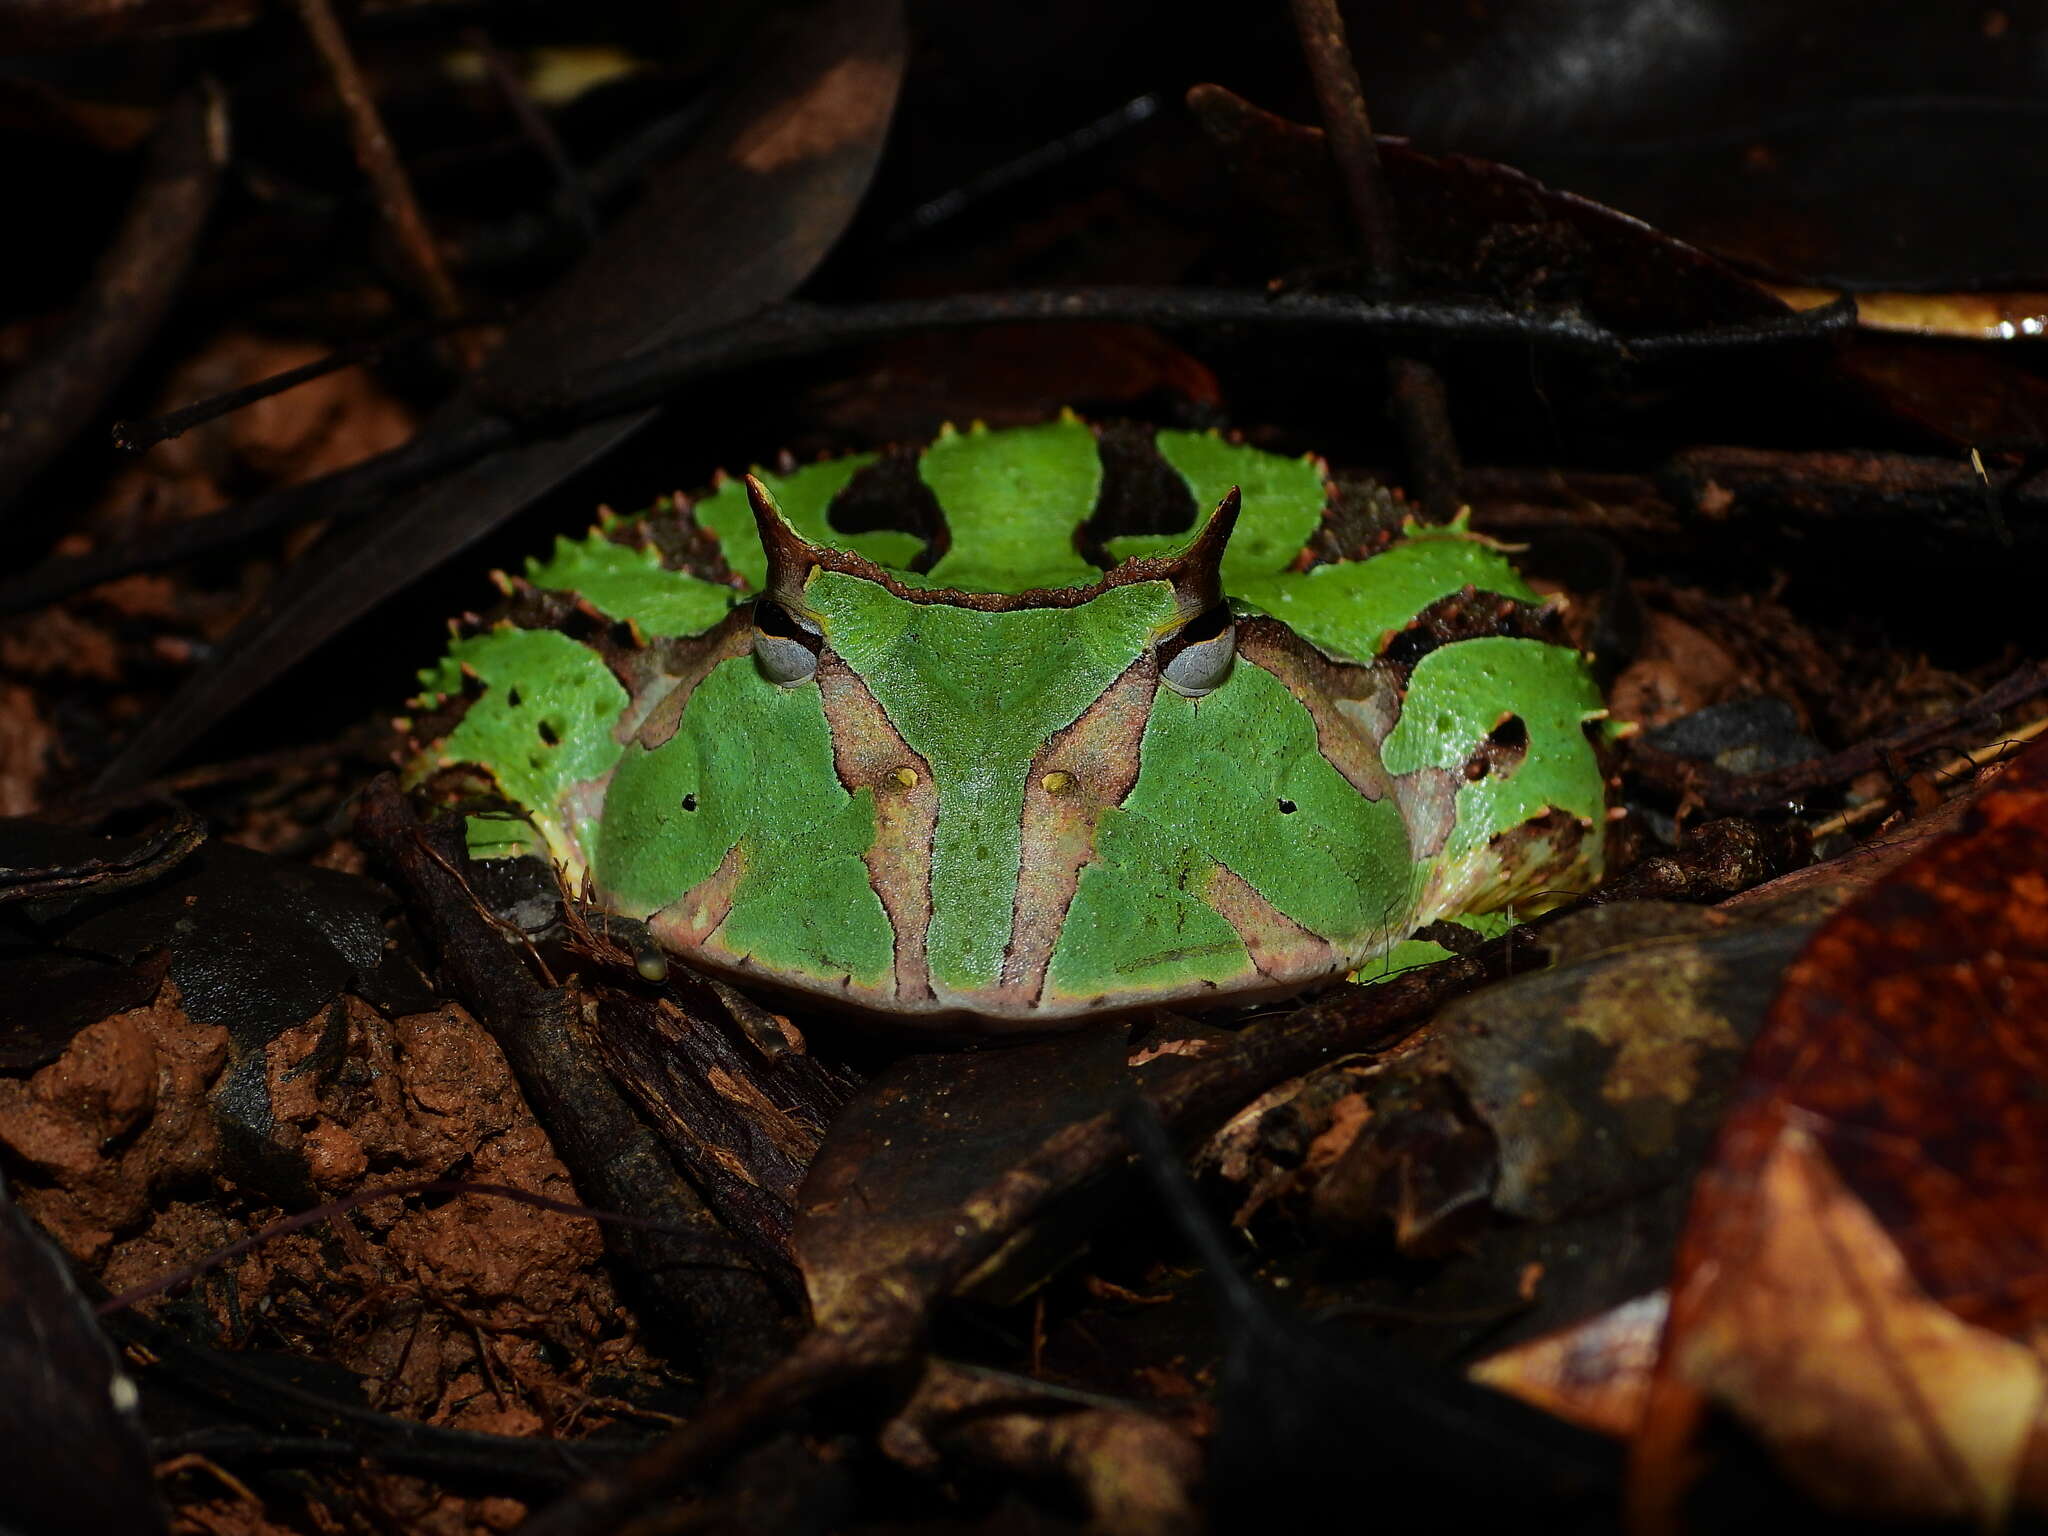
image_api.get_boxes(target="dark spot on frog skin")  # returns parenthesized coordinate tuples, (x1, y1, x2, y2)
(1465, 714, 1530, 781)
(1277, 798, 1298, 814)
(681, 793, 698, 811)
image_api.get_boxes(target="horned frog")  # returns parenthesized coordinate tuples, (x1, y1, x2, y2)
(406, 416, 1608, 1033)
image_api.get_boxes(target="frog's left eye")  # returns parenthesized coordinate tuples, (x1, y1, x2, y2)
(752, 599, 823, 686)
(1158, 602, 1237, 698)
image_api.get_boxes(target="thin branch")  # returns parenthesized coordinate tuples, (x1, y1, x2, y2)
(1286, 0, 1400, 283)
(1287, 0, 1462, 516)
(531, 287, 1857, 427)
(464, 26, 597, 239)
(0, 81, 227, 517)
(291, 0, 467, 330)
(112, 315, 481, 451)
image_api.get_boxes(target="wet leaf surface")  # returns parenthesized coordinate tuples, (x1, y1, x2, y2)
(1347, 1, 2048, 288)
(1635, 737, 2048, 1525)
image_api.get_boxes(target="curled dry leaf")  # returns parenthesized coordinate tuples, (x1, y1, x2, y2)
(1631, 736, 2048, 1527)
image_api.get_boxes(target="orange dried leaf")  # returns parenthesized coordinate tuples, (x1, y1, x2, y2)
(1632, 739, 2048, 1525)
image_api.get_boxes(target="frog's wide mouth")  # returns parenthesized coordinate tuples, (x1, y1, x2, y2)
(631, 917, 1371, 1035)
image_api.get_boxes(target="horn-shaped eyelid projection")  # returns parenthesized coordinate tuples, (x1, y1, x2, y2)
(744, 473, 821, 606)
(1165, 485, 1242, 617)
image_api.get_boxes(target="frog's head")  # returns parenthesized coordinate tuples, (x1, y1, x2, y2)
(591, 474, 1416, 1029)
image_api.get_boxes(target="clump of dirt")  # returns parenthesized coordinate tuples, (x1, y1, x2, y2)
(0, 975, 650, 1535)
(0, 979, 227, 1259)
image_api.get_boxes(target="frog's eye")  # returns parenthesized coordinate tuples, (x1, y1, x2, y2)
(1158, 602, 1237, 698)
(752, 599, 823, 686)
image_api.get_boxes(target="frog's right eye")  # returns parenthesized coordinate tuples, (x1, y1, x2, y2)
(752, 599, 823, 686)
(1157, 601, 1237, 698)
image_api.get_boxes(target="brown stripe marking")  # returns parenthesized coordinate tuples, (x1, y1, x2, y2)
(999, 657, 1159, 1008)
(814, 653, 937, 1006)
(1237, 621, 1400, 801)
(1202, 862, 1339, 983)
(628, 617, 752, 752)
(651, 842, 744, 952)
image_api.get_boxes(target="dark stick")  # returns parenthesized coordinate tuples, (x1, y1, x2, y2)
(1287, 0, 1463, 517)
(0, 81, 227, 517)
(0, 287, 1852, 617)
(0, 407, 512, 614)
(527, 287, 1855, 425)
(291, 0, 467, 330)
(111, 316, 477, 451)
(465, 26, 598, 238)
(1286, 0, 1399, 281)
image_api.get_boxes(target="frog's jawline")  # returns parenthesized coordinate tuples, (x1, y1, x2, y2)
(651, 944, 1363, 1039)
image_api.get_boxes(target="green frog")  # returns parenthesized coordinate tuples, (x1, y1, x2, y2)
(407, 416, 1608, 1032)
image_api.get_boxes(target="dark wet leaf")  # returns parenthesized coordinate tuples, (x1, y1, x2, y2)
(1441, 909, 1812, 1224)
(1192, 84, 1789, 335)
(794, 1028, 1134, 1325)
(0, 811, 204, 915)
(0, 1188, 165, 1536)
(0, 950, 170, 1071)
(41, 840, 424, 1035)
(1635, 738, 2048, 1524)
(1273, 898, 1824, 1371)
(1834, 337, 2048, 450)
(1347, 1, 2048, 288)
(1644, 697, 1821, 777)
(2, 819, 431, 1200)
(99, 0, 909, 790)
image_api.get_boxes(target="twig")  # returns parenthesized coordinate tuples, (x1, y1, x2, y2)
(0, 408, 511, 614)
(1807, 711, 2048, 838)
(1287, 0, 1462, 517)
(0, 80, 227, 517)
(112, 315, 483, 451)
(1286, 0, 1399, 281)
(291, 0, 467, 332)
(0, 287, 1852, 616)
(464, 26, 597, 239)
(527, 287, 1855, 426)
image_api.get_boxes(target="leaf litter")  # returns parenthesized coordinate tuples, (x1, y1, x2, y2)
(0, 3, 2044, 1533)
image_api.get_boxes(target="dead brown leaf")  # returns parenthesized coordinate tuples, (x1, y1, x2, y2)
(1632, 738, 2048, 1526)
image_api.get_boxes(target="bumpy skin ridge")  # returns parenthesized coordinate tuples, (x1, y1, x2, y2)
(409, 416, 1607, 1030)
